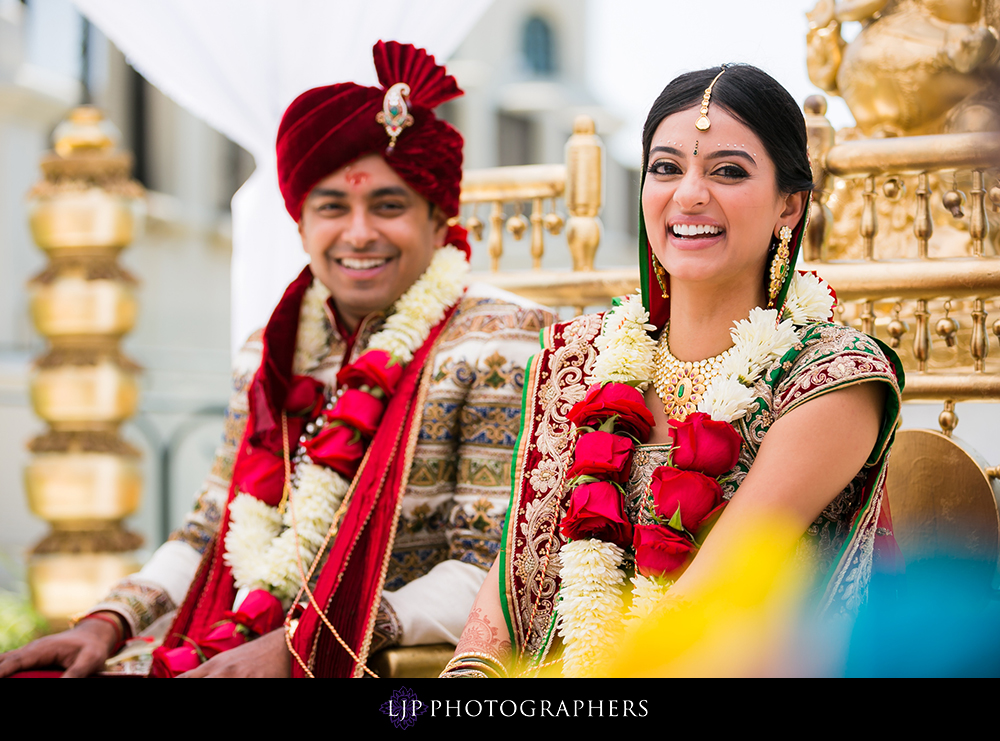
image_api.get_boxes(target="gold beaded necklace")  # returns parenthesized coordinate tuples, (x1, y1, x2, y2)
(652, 325, 733, 422)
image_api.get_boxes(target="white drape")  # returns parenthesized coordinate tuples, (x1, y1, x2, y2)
(71, 0, 492, 353)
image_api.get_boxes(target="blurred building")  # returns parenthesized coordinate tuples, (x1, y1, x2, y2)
(0, 0, 632, 584)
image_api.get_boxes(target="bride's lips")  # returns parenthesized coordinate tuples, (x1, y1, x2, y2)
(667, 220, 725, 250)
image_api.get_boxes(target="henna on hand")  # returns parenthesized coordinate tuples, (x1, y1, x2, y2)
(454, 606, 512, 665)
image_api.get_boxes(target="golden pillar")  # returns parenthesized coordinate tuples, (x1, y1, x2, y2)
(23, 107, 145, 628)
(565, 115, 604, 272)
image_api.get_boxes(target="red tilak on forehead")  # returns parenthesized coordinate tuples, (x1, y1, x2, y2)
(345, 170, 370, 187)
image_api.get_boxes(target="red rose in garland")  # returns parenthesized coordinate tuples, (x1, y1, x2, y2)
(324, 388, 386, 439)
(226, 588, 285, 635)
(668, 412, 742, 477)
(231, 448, 286, 507)
(150, 645, 202, 678)
(200, 622, 248, 658)
(304, 423, 366, 478)
(568, 382, 655, 442)
(633, 525, 695, 578)
(567, 431, 635, 485)
(285, 375, 325, 417)
(649, 465, 723, 532)
(561, 481, 634, 550)
(337, 349, 403, 395)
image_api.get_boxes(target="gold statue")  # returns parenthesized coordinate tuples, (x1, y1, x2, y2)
(807, 0, 1000, 259)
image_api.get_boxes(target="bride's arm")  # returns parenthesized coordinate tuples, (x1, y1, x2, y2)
(442, 557, 512, 676)
(669, 379, 885, 597)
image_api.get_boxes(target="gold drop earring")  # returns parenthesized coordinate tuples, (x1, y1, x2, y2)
(767, 225, 792, 308)
(653, 255, 669, 299)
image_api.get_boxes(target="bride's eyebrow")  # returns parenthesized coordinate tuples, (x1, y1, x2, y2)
(649, 146, 684, 157)
(705, 149, 756, 166)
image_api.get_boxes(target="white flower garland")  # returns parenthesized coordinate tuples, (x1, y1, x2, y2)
(555, 271, 835, 675)
(224, 246, 469, 603)
(591, 291, 657, 389)
(557, 539, 626, 677)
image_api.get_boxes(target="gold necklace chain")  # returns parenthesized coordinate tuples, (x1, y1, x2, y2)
(652, 326, 732, 422)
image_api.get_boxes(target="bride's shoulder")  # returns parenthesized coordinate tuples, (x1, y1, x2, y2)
(791, 321, 896, 365)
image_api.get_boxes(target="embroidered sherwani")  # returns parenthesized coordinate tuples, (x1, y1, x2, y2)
(93, 284, 554, 647)
(502, 313, 902, 667)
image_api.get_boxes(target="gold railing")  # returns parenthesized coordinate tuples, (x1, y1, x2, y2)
(457, 115, 637, 313)
(804, 95, 1000, 418)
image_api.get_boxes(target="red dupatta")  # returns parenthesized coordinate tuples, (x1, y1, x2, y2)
(161, 262, 462, 677)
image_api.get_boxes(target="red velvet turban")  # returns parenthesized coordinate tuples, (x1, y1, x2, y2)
(276, 41, 464, 222)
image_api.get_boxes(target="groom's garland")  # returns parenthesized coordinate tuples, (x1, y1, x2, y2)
(224, 245, 470, 601)
(555, 271, 835, 676)
(150, 245, 470, 677)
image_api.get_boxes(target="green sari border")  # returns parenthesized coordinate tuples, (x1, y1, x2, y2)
(499, 350, 537, 648)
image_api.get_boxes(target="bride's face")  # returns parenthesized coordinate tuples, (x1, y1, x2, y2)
(642, 106, 803, 292)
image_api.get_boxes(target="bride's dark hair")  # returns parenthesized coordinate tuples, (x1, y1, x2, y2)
(642, 65, 814, 196)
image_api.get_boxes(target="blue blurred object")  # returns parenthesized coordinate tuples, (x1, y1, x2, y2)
(845, 557, 1000, 677)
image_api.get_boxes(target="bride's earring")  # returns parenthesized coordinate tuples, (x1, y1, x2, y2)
(653, 255, 669, 299)
(767, 225, 792, 308)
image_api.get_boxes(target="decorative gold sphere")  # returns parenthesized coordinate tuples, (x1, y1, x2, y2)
(938, 407, 959, 435)
(804, 95, 827, 116)
(543, 212, 564, 235)
(506, 214, 528, 240)
(887, 317, 909, 348)
(942, 190, 965, 218)
(989, 186, 1000, 210)
(882, 178, 904, 200)
(936, 316, 960, 347)
(465, 215, 484, 241)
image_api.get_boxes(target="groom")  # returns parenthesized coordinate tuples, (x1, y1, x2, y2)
(0, 41, 552, 678)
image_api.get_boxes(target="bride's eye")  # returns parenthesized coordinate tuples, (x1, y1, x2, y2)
(647, 160, 681, 176)
(713, 164, 748, 180)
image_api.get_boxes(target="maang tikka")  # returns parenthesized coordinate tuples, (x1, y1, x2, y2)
(695, 66, 727, 132)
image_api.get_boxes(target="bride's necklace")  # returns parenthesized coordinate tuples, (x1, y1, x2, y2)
(652, 324, 733, 422)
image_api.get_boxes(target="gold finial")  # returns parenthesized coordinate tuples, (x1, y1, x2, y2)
(695, 67, 727, 132)
(52, 105, 118, 158)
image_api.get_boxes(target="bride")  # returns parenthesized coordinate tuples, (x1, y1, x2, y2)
(443, 64, 903, 678)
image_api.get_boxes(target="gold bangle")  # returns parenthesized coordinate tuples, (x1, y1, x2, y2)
(443, 652, 508, 678)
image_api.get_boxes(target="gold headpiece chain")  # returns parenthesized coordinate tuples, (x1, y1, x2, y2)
(695, 66, 727, 132)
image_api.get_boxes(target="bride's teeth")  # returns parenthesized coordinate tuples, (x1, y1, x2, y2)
(341, 257, 388, 269)
(672, 224, 721, 237)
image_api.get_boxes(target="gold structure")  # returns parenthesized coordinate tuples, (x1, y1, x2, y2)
(23, 106, 145, 628)
(886, 429, 1000, 578)
(805, 0, 1000, 579)
(459, 115, 637, 313)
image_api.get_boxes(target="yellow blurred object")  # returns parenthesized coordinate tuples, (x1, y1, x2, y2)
(595, 517, 811, 678)
(31, 360, 139, 426)
(29, 190, 136, 252)
(51, 105, 118, 157)
(28, 552, 140, 629)
(23, 106, 145, 625)
(25, 452, 142, 524)
(29, 276, 138, 338)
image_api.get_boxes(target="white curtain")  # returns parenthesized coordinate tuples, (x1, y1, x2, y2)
(72, 0, 492, 353)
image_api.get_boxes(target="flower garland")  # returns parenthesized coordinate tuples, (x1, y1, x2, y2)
(224, 245, 469, 602)
(555, 271, 836, 675)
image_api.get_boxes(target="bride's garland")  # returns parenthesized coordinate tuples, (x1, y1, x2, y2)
(556, 271, 835, 676)
(224, 246, 470, 602)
